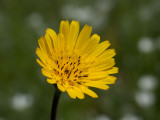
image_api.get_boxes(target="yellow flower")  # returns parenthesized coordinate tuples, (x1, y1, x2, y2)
(36, 20, 118, 99)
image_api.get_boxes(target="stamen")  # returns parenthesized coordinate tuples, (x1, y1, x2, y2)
(55, 55, 87, 82)
(61, 66, 64, 70)
(74, 69, 78, 74)
(65, 69, 69, 74)
(67, 72, 71, 79)
(73, 66, 75, 69)
(83, 75, 88, 77)
(77, 82, 81, 84)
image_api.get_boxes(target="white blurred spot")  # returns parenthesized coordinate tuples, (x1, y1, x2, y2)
(120, 113, 141, 120)
(27, 12, 45, 35)
(11, 93, 33, 111)
(0, 118, 6, 120)
(61, 5, 94, 22)
(138, 75, 158, 91)
(94, 0, 114, 12)
(94, 115, 110, 120)
(135, 91, 155, 108)
(151, 0, 160, 12)
(139, 6, 153, 22)
(137, 37, 154, 53)
(61, 5, 108, 29)
(27, 12, 43, 28)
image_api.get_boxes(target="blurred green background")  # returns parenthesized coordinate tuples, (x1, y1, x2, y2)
(0, 0, 160, 120)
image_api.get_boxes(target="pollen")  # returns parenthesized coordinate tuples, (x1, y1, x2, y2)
(56, 56, 82, 80)
(51, 54, 90, 88)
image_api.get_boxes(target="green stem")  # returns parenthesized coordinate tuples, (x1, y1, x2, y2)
(51, 86, 61, 120)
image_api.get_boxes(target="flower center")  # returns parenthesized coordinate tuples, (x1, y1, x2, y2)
(53, 55, 88, 85)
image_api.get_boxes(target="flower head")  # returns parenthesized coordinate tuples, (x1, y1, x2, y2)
(36, 20, 118, 99)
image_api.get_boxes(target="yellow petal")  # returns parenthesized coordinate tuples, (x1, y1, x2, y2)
(57, 33, 65, 52)
(91, 58, 115, 71)
(41, 68, 52, 78)
(36, 48, 47, 65)
(88, 40, 110, 58)
(88, 67, 118, 80)
(74, 25, 92, 52)
(80, 86, 98, 98)
(57, 82, 65, 92)
(36, 49, 56, 69)
(87, 71, 109, 79)
(73, 87, 84, 99)
(59, 20, 70, 41)
(38, 36, 52, 57)
(98, 76, 117, 84)
(46, 28, 58, 52)
(67, 88, 77, 99)
(36, 59, 45, 68)
(107, 67, 119, 74)
(36, 47, 44, 58)
(96, 49, 116, 61)
(85, 82, 110, 90)
(38, 37, 47, 54)
(80, 34, 100, 56)
(45, 33, 54, 55)
(68, 21, 80, 53)
(59, 20, 70, 51)
(38, 37, 51, 57)
(47, 78, 57, 84)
